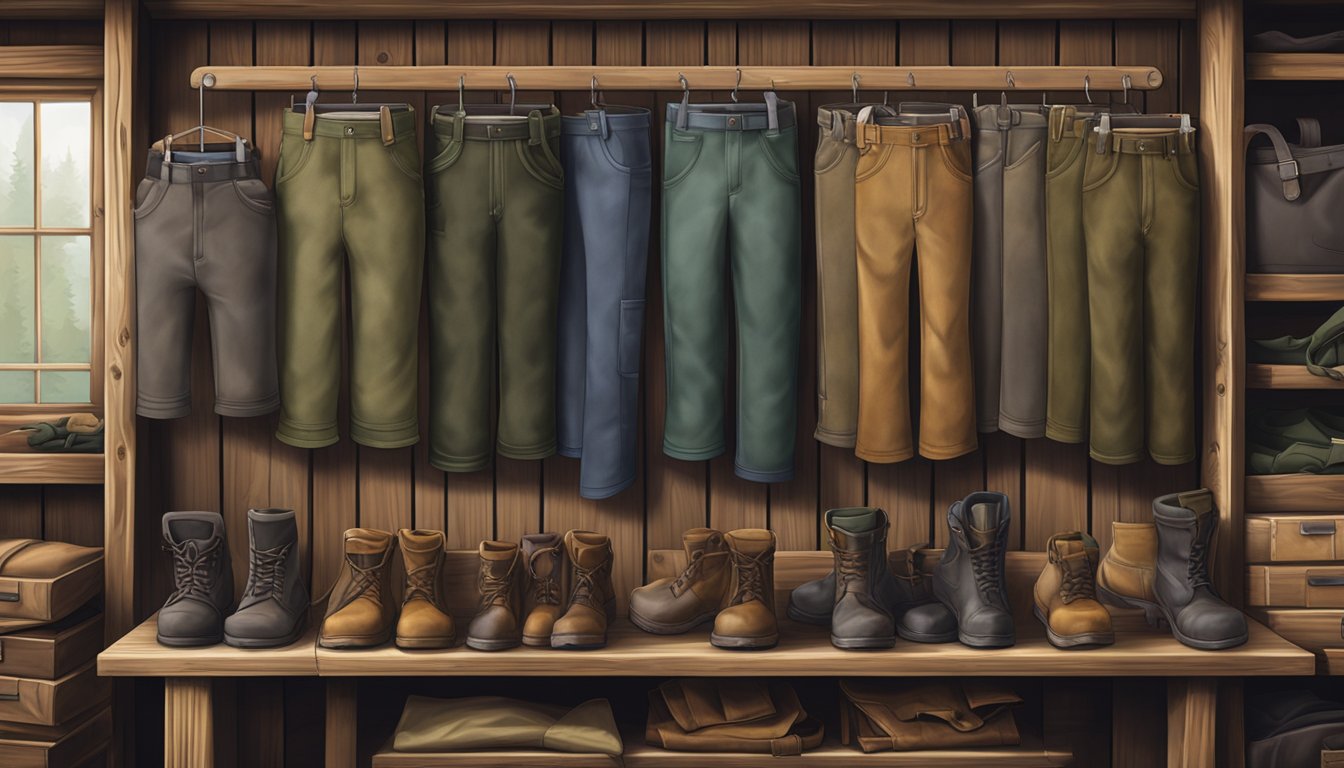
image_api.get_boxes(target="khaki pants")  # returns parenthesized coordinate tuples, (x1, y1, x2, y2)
(1082, 128, 1199, 465)
(853, 117, 977, 463)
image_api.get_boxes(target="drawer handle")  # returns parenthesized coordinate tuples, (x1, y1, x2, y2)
(1308, 576, 1344, 587)
(0, 693, 17, 702)
(0, 593, 16, 603)
(1300, 522, 1336, 536)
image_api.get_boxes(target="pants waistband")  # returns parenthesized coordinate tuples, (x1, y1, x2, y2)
(145, 148, 260, 184)
(816, 103, 895, 142)
(666, 99, 797, 132)
(1098, 129, 1196, 155)
(282, 107, 418, 142)
(562, 107, 651, 139)
(431, 106, 562, 143)
(856, 118, 970, 149)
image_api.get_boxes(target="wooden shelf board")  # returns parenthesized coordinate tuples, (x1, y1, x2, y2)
(1246, 274, 1344, 302)
(1250, 608, 1343, 654)
(0, 452, 102, 485)
(98, 613, 318, 677)
(1246, 474, 1344, 513)
(1248, 53, 1344, 80)
(1325, 648, 1344, 676)
(1246, 364, 1344, 389)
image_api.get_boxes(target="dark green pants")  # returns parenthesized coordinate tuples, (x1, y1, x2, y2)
(661, 98, 801, 482)
(426, 106, 564, 471)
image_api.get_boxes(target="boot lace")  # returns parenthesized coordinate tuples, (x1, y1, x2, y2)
(1057, 557, 1096, 604)
(527, 547, 560, 605)
(969, 540, 1003, 601)
(671, 550, 707, 597)
(569, 560, 610, 609)
(729, 550, 771, 605)
(346, 558, 383, 603)
(246, 542, 291, 599)
(836, 549, 870, 593)
(1187, 533, 1212, 590)
(404, 562, 438, 604)
(478, 558, 517, 609)
(166, 538, 221, 605)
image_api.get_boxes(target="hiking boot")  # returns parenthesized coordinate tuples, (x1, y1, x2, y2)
(465, 541, 523, 651)
(1096, 521, 1159, 611)
(1151, 490, 1248, 649)
(319, 529, 395, 649)
(224, 509, 309, 648)
(933, 492, 1014, 648)
(824, 508, 897, 649)
(629, 528, 731, 635)
(1032, 531, 1114, 648)
(395, 529, 455, 649)
(889, 546, 958, 644)
(552, 531, 615, 649)
(158, 511, 233, 647)
(521, 532, 566, 647)
(710, 529, 778, 650)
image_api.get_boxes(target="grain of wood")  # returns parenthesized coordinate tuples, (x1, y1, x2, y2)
(325, 680, 357, 768)
(42, 485, 103, 546)
(0, 455, 103, 485)
(0, 46, 101, 78)
(164, 678, 213, 768)
(99, 615, 319, 677)
(1167, 678, 1217, 768)
(1246, 274, 1344, 302)
(1112, 679, 1166, 767)
(1246, 53, 1344, 80)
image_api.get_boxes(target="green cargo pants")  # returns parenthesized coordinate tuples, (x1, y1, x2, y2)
(662, 97, 801, 482)
(275, 108, 424, 448)
(1082, 127, 1199, 465)
(426, 106, 564, 471)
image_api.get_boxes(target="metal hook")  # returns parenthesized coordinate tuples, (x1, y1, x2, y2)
(506, 72, 517, 115)
(1005, 70, 1015, 89)
(458, 74, 465, 114)
(1084, 74, 1092, 104)
(1122, 73, 1132, 104)
(591, 75, 602, 109)
(907, 71, 916, 88)
(852, 72, 860, 102)
(732, 68, 742, 103)
(197, 80, 207, 151)
(352, 65, 359, 105)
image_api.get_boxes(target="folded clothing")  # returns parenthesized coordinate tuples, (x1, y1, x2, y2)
(839, 678, 1022, 753)
(391, 695, 622, 755)
(1247, 689, 1344, 768)
(1251, 30, 1344, 53)
(1248, 304, 1344, 376)
(646, 678, 824, 755)
(1247, 408, 1344, 475)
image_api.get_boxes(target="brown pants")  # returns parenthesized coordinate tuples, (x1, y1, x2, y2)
(853, 117, 977, 462)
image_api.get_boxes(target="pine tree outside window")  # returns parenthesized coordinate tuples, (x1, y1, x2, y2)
(0, 92, 103, 413)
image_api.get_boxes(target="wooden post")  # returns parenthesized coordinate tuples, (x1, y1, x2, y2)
(165, 678, 214, 768)
(1168, 679, 1218, 768)
(325, 680, 357, 768)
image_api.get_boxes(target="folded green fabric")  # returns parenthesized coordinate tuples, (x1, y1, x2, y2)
(391, 695, 622, 756)
(1247, 408, 1344, 474)
(5, 414, 103, 454)
(1249, 305, 1344, 378)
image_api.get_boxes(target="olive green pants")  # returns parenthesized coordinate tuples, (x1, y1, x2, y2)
(1044, 106, 1093, 444)
(275, 108, 424, 448)
(662, 99, 801, 482)
(426, 106, 564, 471)
(1082, 128, 1199, 465)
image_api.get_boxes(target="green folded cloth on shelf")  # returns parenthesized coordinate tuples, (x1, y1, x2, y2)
(4, 413, 103, 454)
(1249, 305, 1344, 378)
(390, 695, 622, 756)
(1247, 408, 1344, 475)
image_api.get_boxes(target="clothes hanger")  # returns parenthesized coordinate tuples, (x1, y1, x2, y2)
(292, 66, 411, 115)
(160, 79, 247, 163)
(584, 74, 640, 115)
(452, 72, 550, 118)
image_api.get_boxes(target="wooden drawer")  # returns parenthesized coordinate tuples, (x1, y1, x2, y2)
(1249, 566, 1344, 607)
(1253, 609, 1344, 653)
(0, 608, 101, 680)
(0, 706, 110, 768)
(1246, 515, 1343, 563)
(1324, 748, 1344, 768)
(0, 554, 102, 625)
(0, 661, 109, 727)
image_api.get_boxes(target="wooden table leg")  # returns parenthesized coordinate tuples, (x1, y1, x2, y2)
(164, 678, 213, 768)
(1168, 678, 1218, 768)
(325, 679, 357, 768)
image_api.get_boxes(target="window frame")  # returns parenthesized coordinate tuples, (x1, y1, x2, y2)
(0, 83, 104, 419)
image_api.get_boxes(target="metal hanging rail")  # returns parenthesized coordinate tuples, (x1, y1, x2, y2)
(190, 65, 1162, 92)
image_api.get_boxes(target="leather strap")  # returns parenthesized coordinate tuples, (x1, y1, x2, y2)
(769, 735, 802, 757)
(1242, 123, 1344, 202)
(1297, 117, 1322, 149)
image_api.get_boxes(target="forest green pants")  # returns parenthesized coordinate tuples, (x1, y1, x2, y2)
(274, 108, 424, 449)
(426, 106, 564, 471)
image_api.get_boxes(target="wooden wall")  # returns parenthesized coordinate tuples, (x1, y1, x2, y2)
(132, 16, 1198, 764)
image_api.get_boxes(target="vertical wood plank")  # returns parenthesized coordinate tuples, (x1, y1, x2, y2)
(1117, 21, 1181, 114)
(324, 680, 357, 768)
(1113, 679, 1167, 767)
(0, 487, 42, 538)
(43, 486, 103, 547)
(1054, 20, 1112, 103)
(1168, 678, 1218, 768)
(164, 678, 213, 768)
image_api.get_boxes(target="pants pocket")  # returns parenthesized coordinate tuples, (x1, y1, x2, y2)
(619, 298, 646, 376)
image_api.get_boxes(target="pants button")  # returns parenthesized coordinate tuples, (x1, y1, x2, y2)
(1137, 141, 1147, 151)
(345, 126, 354, 136)
(728, 117, 737, 126)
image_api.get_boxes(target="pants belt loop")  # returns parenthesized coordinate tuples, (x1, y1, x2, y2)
(451, 111, 464, 144)
(380, 106, 395, 146)
(302, 108, 316, 142)
(598, 109, 610, 141)
(676, 90, 690, 131)
(764, 91, 780, 135)
(527, 110, 544, 146)
(1050, 108, 1065, 143)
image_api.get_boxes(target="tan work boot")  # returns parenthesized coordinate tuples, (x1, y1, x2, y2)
(710, 529, 778, 650)
(520, 532, 567, 648)
(1096, 522, 1161, 624)
(552, 531, 616, 649)
(466, 541, 523, 651)
(1032, 531, 1114, 648)
(319, 528, 395, 649)
(395, 529, 455, 650)
(629, 528, 731, 635)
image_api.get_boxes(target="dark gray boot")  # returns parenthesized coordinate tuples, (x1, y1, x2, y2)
(933, 491, 1014, 648)
(224, 508, 309, 648)
(824, 508, 896, 649)
(1152, 490, 1248, 650)
(890, 546, 958, 643)
(158, 511, 233, 647)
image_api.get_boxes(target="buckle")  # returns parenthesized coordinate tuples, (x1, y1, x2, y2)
(1278, 159, 1301, 181)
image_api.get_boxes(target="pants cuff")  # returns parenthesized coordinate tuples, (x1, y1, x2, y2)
(1151, 450, 1195, 466)
(558, 445, 582, 459)
(1090, 447, 1144, 466)
(997, 413, 1046, 440)
(663, 442, 725, 462)
(498, 439, 556, 461)
(276, 420, 339, 449)
(919, 440, 979, 461)
(351, 415, 419, 448)
(580, 475, 636, 500)
(735, 463, 793, 483)
(137, 397, 191, 420)
(214, 392, 280, 418)
(813, 426, 857, 448)
(855, 445, 915, 464)
(1045, 420, 1085, 444)
(430, 452, 491, 472)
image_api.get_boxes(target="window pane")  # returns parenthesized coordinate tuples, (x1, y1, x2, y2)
(0, 235, 35, 363)
(40, 370, 90, 404)
(0, 371, 34, 403)
(39, 102, 91, 228)
(40, 236, 90, 363)
(0, 102, 34, 228)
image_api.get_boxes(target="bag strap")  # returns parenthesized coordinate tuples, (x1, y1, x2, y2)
(1245, 123, 1303, 201)
(1297, 117, 1322, 149)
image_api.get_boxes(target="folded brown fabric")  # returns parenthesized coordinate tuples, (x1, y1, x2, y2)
(0, 539, 103, 626)
(646, 678, 824, 755)
(840, 679, 1022, 753)
(391, 695, 622, 755)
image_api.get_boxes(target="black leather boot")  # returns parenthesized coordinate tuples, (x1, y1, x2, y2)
(824, 508, 897, 649)
(158, 511, 233, 647)
(1152, 490, 1248, 650)
(933, 491, 1014, 648)
(224, 508, 309, 648)
(890, 546, 957, 644)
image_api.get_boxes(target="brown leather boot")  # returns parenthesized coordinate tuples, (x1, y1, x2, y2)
(710, 529, 778, 650)
(629, 528, 731, 635)
(465, 541, 523, 651)
(552, 531, 615, 649)
(1096, 522, 1159, 622)
(520, 532, 567, 648)
(319, 528, 395, 649)
(395, 529, 455, 650)
(1032, 531, 1114, 648)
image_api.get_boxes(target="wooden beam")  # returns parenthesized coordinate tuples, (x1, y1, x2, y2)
(1248, 53, 1344, 80)
(0, 1, 102, 18)
(145, 0, 1195, 19)
(0, 453, 104, 484)
(0, 46, 102, 80)
(191, 64, 1165, 92)
(1168, 679, 1218, 768)
(164, 678, 213, 768)
(325, 680, 357, 768)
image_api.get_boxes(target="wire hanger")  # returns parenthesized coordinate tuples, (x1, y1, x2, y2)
(731, 68, 742, 104)
(591, 75, 605, 109)
(851, 72, 860, 103)
(507, 72, 518, 115)
(457, 74, 465, 114)
(293, 65, 410, 114)
(163, 75, 246, 163)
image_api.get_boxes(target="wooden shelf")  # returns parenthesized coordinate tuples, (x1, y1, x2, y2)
(1248, 53, 1344, 80)
(97, 614, 319, 677)
(0, 453, 103, 485)
(1246, 364, 1344, 389)
(1246, 474, 1344, 513)
(1325, 648, 1344, 676)
(1250, 608, 1343, 654)
(1246, 274, 1344, 302)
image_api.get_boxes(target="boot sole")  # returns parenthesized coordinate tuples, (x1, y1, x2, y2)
(710, 632, 778, 650)
(521, 634, 552, 648)
(551, 634, 607, 650)
(225, 619, 306, 649)
(1097, 584, 1249, 650)
(319, 628, 391, 649)
(957, 630, 1014, 648)
(786, 603, 831, 626)
(465, 636, 521, 652)
(395, 636, 455, 650)
(629, 608, 715, 636)
(157, 633, 222, 648)
(1031, 605, 1114, 649)
(896, 626, 958, 644)
(830, 634, 895, 650)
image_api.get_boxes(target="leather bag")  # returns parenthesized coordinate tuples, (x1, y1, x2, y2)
(645, 678, 824, 755)
(1246, 120, 1344, 274)
(839, 679, 1022, 753)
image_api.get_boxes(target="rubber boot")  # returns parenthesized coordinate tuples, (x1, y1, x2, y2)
(520, 532, 566, 648)
(933, 491, 1015, 648)
(466, 541, 523, 651)
(552, 531, 616, 649)
(395, 529, 455, 649)
(319, 528, 395, 649)
(225, 508, 309, 648)
(1151, 490, 1248, 649)
(710, 529, 779, 650)
(629, 528, 731, 635)
(1032, 531, 1114, 648)
(158, 511, 233, 647)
